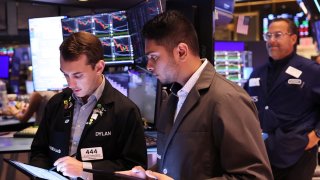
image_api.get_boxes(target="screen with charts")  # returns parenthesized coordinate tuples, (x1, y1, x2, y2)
(105, 68, 160, 129)
(29, 16, 68, 91)
(60, 0, 162, 67)
(77, 16, 93, 33)
(126, 0, 163, 69)
(61, 11, 133, 66)
(61, 17, 77, 37)
(93, 13, 111, 37)
(0, 55, 9, 79)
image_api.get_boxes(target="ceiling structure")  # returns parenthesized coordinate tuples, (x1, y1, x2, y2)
(4, 0, 145, 10)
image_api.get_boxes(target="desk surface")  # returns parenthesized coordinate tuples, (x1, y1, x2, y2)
(0, 117, 35, 132)
(0, 136, 33, 154)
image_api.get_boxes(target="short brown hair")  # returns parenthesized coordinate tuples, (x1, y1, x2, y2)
(142, 10, 199, 56)
(59, 31, 104, 68)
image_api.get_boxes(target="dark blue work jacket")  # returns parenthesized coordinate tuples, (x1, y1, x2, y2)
(244, 53, 320, 168)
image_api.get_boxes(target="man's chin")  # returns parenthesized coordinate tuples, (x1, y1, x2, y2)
(73, 91, 83, 97)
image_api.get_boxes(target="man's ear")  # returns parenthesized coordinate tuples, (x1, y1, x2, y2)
(290, 34, 298, 46)
(95, 60, 105, 73)
(177, 42, 188, 60)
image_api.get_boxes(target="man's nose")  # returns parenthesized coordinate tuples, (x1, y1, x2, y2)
(146, 60, 154, 72)
(68, 78, 76, 88)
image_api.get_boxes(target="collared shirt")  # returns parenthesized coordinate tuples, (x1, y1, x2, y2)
(69, 75, 105, 180)
(173, 59, 208, 120)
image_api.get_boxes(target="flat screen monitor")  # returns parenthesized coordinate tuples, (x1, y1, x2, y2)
(29, 16, 68, 91)
(61, 11, 134, 66)
(105, 69, 160, 130)
(0, 55, 9, 79)
(215, 41, 245, 51)
(126, 0, 163, 69)
(262, 12, 310, 37)
(215, 0, 235, 14)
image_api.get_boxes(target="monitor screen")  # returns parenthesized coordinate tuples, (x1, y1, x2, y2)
(262, 12, 310, 37)
(127, 0, 163, 69)
(61, 11, 134, 66)
(215, 41, 245, 51)
(104, 69, 160, 129)
(215, 0, 235, 14)
(0, 55, 9, 79)
(29, 16, 68, 91)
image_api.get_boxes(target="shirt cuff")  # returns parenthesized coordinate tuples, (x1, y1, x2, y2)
(81, 162, 93, 180)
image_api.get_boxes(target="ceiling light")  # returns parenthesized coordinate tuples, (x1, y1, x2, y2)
(298, 2, 308, 15)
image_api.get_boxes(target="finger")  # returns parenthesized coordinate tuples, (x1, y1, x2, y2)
(62, 171, 69, 177)
(54, 156, 69, 166)
(55, 160, 67, 170)
(132, 166, 145, 172)
(115, 170, 131, 175)
(145, 170, 158, 180)
(56, 164, 62, 172)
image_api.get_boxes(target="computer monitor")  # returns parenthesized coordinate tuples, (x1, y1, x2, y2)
(126, 0, 163, 69)
(61, 10, 134, 66)
(0, 55, 9, 79)
(29, 16, 68, 91)
(105, 68, 161, 130)
(262, 12, 310, 37)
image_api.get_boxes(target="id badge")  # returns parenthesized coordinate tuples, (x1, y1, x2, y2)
(80, 147, 103, 161)
(249, 78, 260, 87)
(285, 66, 302, 78)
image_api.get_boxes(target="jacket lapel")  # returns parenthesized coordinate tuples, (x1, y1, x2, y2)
(79, 100, 107, 143)
(161, 63, 213, 160)
(257, 65, 269, 102)
(61, 89, 75, 150)
(161, 95, 178, 134)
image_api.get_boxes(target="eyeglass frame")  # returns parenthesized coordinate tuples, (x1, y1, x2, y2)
(263, 31, 293, 41)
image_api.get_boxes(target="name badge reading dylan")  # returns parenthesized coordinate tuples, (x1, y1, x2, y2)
(80, 147, 103, 161)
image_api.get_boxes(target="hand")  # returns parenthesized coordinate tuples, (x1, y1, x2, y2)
(19, 102, 29, 114)
(145, 170, 174, 180)
(6, 105, 19, 116)
(305, 130, 319, 150)
(116, 166, 147, 179)
(54, 156, 83, 178)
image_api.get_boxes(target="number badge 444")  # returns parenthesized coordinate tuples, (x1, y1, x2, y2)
(80, 147, 103, 161)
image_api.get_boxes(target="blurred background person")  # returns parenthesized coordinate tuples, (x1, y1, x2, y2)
(4, 91, 57, 124)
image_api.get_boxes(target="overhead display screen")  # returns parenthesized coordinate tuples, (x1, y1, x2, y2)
(29, 16, 68, 91)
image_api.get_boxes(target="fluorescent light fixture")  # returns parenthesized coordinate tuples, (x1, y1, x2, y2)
(299, 2, 308, 15)
(315, 0, 320, 13)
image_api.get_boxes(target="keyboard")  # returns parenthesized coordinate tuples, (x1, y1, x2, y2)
(14, 126, 38, 138)
(145, 131, 157, 147)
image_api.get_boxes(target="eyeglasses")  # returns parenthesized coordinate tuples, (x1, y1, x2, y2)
(263, 32, 292, 41)
(144, 54, 160, 62)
